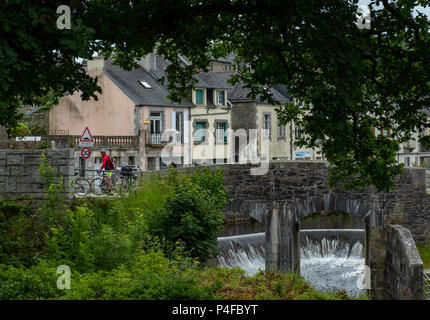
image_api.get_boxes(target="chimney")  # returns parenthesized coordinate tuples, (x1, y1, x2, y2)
(86, 56, 105, 75)
(139, 52, 156, 72)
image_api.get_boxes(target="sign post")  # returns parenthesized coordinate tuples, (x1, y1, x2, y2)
(81, 147, 91, 160)
(79, 127, 94, 148)
(79, 127, 93, 160)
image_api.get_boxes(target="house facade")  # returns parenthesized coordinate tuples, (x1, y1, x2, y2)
(49, 55, 193, 172)
(189, 72, 236, 164)
(229, 83, 323, 163)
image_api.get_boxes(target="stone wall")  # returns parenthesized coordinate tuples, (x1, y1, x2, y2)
(0, 149, 74, 199)
(385, 225, 423, 299)
(170, 161, 430, 299)
(173, 161, 430, 245)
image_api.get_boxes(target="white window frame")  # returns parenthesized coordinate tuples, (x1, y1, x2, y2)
(215, 121, 227, 144)
(216, 90, 226, 106)
(263, 113, 271, 140)
(277, 122, 285, 139)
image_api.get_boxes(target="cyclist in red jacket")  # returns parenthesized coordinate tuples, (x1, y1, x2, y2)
(100, 148, 114, 192)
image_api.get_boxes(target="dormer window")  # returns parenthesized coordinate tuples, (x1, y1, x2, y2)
(139, 80, 152, 89)
(194, 88, 205, 105)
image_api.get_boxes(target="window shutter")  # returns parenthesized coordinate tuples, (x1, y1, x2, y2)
(224, 123, 227, 143)
(196, 90, 203, 104)
(184, 112, 189, 144)
(171, 111, 176, 131)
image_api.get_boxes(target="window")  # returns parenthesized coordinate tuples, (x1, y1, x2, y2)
(216, 122, 227, 144)
(194, 121, 206, 142)
(295, 126, 303, 139)
(149, 112, 162, 134)
(405, 157, 410, 167)
(128, 156, 135, 166)
(277, 122, 285, 139)
(175, 112, 184, 143)
(216, 91, 225, 105)
(263, 113, 271, 140)
(139, 80, 152, 89)
(195, 89, 204, 105)
(222, 64, 231, 71)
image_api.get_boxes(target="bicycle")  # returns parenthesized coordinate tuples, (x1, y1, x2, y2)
(92, 170, 118, 195)
(72, 172, 91, 196)
(117, 166, 138, 192)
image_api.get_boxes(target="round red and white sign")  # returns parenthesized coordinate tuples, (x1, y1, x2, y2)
(81, 147, 91, 159)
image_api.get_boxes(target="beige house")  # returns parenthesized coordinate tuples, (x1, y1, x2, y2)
(189, 72, 236, 164)
(49, 55, 193, 172)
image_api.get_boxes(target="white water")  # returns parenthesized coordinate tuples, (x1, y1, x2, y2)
(217, 230, 366, 297)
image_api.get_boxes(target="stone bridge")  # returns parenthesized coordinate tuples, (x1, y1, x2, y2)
(0, 149, 427, 299)
(179, 161, 429, 299)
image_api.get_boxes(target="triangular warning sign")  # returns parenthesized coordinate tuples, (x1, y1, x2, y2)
(80, 127, 93, 142)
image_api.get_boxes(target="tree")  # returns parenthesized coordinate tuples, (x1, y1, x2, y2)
(0, 0, 101, 134)
(2, 0, 430, 191)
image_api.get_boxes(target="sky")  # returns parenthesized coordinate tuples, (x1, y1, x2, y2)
(358, 0, 430, 17)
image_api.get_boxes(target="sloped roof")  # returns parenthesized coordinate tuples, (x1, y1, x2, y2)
(104, 59, 193, 108)
(229, 82, 290, 105)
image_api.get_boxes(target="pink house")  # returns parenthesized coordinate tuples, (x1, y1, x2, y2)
(49, 55, 192, 171)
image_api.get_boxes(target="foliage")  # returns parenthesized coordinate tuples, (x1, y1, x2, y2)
(0, 200, 44, 266)
(190, 167, 229, 212)
(0, 260, 66, 300)
(0, 163, 359, 300)
(78, 0, 429, 192)
(9, 122, 30, 138)
(417, 241, 430, 267)
(0, 0, 102, 134)
(143, 169, 225, 263)
(26, 123, 48, 136)
(197, 268, 358, 300)
(38, 153, 67, 227)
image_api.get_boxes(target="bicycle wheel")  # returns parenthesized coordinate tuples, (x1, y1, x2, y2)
(91, 177, 107, 195)
(73, 178, 91, 196)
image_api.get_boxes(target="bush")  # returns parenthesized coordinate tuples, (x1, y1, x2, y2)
(0, 200, 45, 266)
(143, 169, 225, 263)
(0, 260, 66, 300)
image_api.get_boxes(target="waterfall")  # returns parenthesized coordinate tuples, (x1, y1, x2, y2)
(216, 229, 365, 297)
(217, 233, 265, 275)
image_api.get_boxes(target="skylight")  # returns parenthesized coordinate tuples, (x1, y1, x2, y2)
(139, 80, 152, 89)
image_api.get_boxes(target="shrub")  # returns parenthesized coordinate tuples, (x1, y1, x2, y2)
(0, 200, 44, 266)
(0, 260, 66, 300)
(143, 169, 225, 263)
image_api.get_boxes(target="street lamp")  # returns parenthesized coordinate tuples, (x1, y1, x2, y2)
(144, 119, 151, 144)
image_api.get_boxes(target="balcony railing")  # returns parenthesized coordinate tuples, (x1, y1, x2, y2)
(146, 133, 169, 146)
(71, 136, 139, 149)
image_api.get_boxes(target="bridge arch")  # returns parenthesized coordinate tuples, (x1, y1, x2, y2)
(264, 193, 383, 297)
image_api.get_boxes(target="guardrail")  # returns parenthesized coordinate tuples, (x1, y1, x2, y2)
(73, 168, 141, 196)
(423, 270, 430, 300)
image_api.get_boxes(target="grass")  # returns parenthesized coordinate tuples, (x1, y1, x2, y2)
(417, 241, 430, 269)
(197, 267, 369, 300)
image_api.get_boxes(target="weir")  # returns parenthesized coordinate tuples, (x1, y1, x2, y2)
(217, 229, 366, 297)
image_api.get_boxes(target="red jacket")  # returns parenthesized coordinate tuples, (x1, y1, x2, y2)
(100, 154, 114, 171)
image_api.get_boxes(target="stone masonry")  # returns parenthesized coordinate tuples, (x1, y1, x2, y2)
(0, 149, 74, 199)
(385, 224, 424, 300)
(173, 161, 429, 299)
